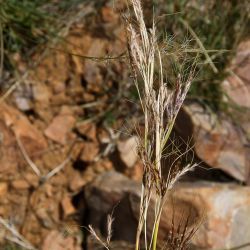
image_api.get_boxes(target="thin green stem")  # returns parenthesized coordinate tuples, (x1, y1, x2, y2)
(151, 203, 163, 250)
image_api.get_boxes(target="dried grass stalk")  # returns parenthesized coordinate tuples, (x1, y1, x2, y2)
(126, 1, 198, 249)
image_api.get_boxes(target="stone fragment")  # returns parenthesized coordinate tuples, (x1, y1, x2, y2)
(176, 103, 247, 181)
(117, 136, 138, 168)
(174, 183, 250, 250)
(11, 179, 30, 190)
(76, 122, 96, 141)
(0, 183, 8, 197)
(44, 107, 76, 145)
(101, 6, 119, 23)
(42, 230, 81, 250)
(61, 196, 76, 218)
(85, 171, 250, 249)
(69, 172, 86, 192)
(80, 142, 99, 163)
(0, 102, 47, 156)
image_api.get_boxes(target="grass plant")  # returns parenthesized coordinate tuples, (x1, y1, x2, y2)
(126, 0, 198, 249)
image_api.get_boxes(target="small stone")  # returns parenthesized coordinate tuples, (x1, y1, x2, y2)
(0, 102, 47, 156)
(44, 108, 76, 145)
(101, 6, 119, 23)
(42, 230, 81, 250)
(76, 122, 96, 141)
(11, 179, 30, 190)
(32, 83, 51, 104)
(80, 142, 99, 162)
(117, 136, 138, 168)
(61, 196, 76, 218)
(25, 173, 39, 188)
(69, 172, 86, 192)
(0, 183, 8, 196)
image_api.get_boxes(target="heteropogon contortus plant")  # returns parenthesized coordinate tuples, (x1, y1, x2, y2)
(126, 0, 198, 249)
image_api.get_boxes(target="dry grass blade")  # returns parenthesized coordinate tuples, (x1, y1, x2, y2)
(88, 225, 110, 250)
(0, 216, 37, 250)
(16, 135, 41, 177)
(88, 213, 115, 250)
(16, 135, 74, 183)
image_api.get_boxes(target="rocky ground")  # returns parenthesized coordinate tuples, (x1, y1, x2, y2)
(0, 1, 250, 250)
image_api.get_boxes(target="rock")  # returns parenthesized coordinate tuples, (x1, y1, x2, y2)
(25, 173, 39, 188)
(14, 84, 33, 111)
(222, 39, 250, 108)
(61, 196, 76, 218)
(0, 102, 47, 156)
(32, 83, 51, 104)
(15, 96, 31, 111)
(174, 182, 250, 250)
(84, 171, 139, 244)
(69, 172, 86, 192)
(175, 103, 247, 182)
(0, 119, 19, 174)
(11, 179, 30, 190)
(76, 122, 97, 141)
(234, 40, 250, 81)
(0, 183, 8, 197)
(80, 142, 99, 163)
(44, 107, 76, 145)
(222, 39, 250, 139)
(101, 6, 119, 23)
(85, 171, 250, 249)
(223, 74, 250, 108)
(42, 230, 81, 250)
(117, 136, 138, 168)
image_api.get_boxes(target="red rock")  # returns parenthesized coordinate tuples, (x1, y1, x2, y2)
(0, 183, 8, 197)
(44, 107, 76, 145)
(173, 183, 250, 249)
(69, 172, 86, 192)
(61, 196, 76, 218)
(176, 103, 247, 181)
(223, 75, 250, 108)
(80, 142, 99, 162)
(11, 179, 30, 190)
(42, 230, 81, 250)
(76, 122, 97, 141)
(101, 6, 119, 23)
(0, 103, 47, 166)
(117, 136, 138, 168)
(85, 171, 250, 249)
(0, 120, 18, 174)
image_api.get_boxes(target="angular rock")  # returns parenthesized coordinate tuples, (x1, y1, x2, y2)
(11, 179, 30, 190)
(222, 39, 250, 140)
(61, 196, 76, 218)
(42, 230, 81, 250)
(85, 171, 250, 249)
(44, 107, 76, 145)
(175, 182, 250, 250)
(84, 171, 139, 244)
(0, 183, 8, 197)
(76, 122, 97, 141)
(0, 120, 18, 174)
(80, 142, 99, 163)
(101, 6, 119, 23)
(0, 102, 47, 156)
(69, 172, 86, 192)
(117, 136, 138, 168)
(176, 103, 247, 182)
